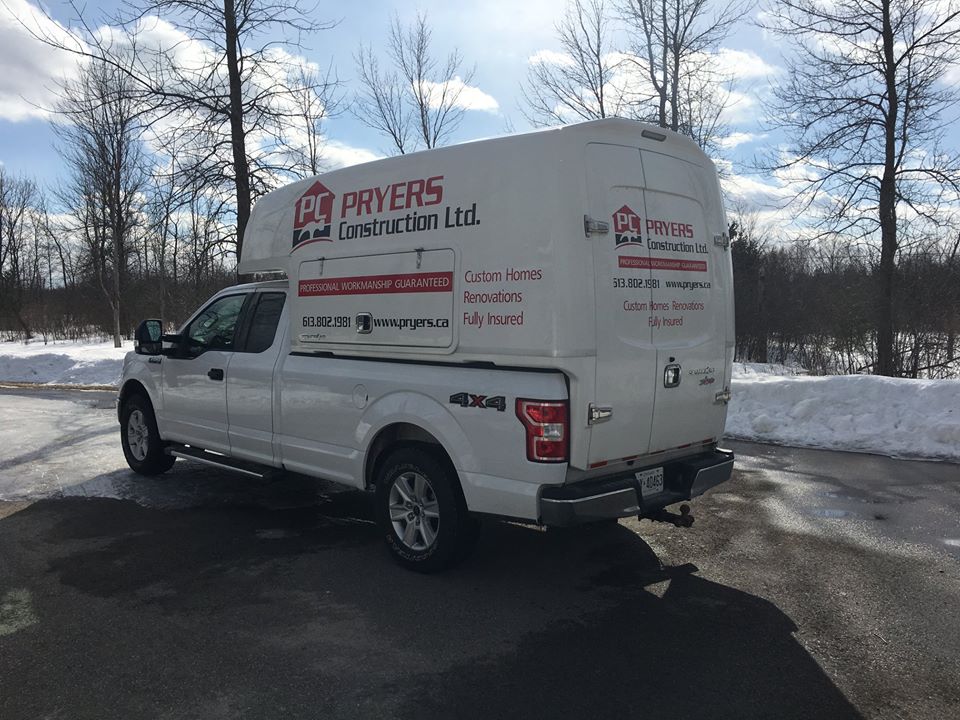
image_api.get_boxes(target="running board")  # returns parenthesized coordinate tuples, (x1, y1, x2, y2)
(166, 444, 275, 479)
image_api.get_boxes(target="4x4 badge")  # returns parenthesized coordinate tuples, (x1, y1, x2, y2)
(449, 393, 506, 412)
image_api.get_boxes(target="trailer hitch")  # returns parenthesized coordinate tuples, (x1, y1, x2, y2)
(646, 503, 694, 528)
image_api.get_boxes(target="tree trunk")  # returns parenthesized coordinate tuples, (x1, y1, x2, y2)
(669, 29, 681, 132)
(757, 269, 768, 363)
(14, 306, 32, 340)
(876, 194, 897, 376)
(112, 239, 122, 347)
(876, 0, 898, 377)
(224, 0, 251, 273)
(113, 303, 122, 347)
(658, 0, 668, 127)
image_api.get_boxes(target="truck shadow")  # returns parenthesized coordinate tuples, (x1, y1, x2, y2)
(0, 470, 862, 720)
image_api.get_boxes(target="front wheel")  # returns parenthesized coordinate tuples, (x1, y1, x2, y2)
(120, 394, 175, 475)
(375, 446, 478, 573)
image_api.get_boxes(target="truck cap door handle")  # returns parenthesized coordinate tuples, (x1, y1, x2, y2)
(588, 403, 613, 425)
(208, 368, 224, 381)
(664, 364, 681, 388)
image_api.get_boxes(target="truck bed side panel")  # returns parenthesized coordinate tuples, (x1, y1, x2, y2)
(276, 355, 569, 519)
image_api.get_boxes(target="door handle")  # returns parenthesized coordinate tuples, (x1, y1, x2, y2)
(588, 403, 613, 425)
(356, 312, 372, 334)
(208, 368, 224, 381)
(664, 364, 681, 388)
(584, 214, 610, 236)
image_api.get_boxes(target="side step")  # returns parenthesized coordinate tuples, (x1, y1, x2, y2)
(165, 444, 278, 480)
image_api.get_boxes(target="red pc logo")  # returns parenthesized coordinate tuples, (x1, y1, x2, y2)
(293, 181, 335, 249)
(613, 205, 643, 247)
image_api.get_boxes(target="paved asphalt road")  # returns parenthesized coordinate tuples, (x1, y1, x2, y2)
(0, 387, 957, 719)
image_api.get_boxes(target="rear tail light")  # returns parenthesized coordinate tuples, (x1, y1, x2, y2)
(515, 399, 569, 463)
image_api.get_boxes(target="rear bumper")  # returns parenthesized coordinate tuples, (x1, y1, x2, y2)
(538, 449, 734, 526)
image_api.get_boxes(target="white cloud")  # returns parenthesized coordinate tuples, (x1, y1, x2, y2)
(322, 141, 381, 169)
(719, 168, 808, 240)
(721, 89, 762, 124)
(535, 47, 775, 130)
(712, 48, 781, 81)
(720, 166, 790, 207)
(422, 76, 500, 113)
(944, 61, 960, 87)
(75, 14, 350, 184)
(0, 0, 84, 121)
(718, 131, 762, 149)
(528, 49, 574, 67)
(101, 15, 215, 75)
(770, 152, 823, 187)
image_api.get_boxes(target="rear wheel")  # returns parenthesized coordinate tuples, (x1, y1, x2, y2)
(120, 394, 175, 475)
(375, 446, 478, 572)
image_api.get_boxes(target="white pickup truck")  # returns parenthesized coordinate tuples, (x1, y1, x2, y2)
(118, 119, 735, 571)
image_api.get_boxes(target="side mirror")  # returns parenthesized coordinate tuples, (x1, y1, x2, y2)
(134, 319, 163, 355)
(160, 333, 186, 357)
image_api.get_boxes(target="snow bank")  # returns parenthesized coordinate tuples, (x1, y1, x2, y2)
(0, 339, 127, 387)
(727, 365, 960, 462)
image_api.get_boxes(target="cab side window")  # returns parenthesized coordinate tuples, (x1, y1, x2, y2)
(185, 294, 247, 354)
(243, 293, 286, 353)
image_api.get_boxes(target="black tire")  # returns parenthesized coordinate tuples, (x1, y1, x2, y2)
(120, 394, 175, 476)
(593, 517, 621, 527)
(374, 446, 478, 573)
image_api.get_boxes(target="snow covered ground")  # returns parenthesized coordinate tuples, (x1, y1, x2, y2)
(728, 363, 960, 462)
(0, 341, 957, 462)
(0, 338, 127, 387)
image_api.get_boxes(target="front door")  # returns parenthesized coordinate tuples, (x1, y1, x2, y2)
(161, 293, 249, 453)
(226, 291, 287, 465)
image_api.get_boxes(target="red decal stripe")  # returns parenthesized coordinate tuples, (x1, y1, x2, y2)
(299, 271, 454, 297)
(618, 255, 707, 272)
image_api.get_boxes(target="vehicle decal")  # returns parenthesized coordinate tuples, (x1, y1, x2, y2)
(292, 181, 335, 249)
(613, 205, 643, 246)
(617, 256, 707, 272)
(298, 271, 454, 297)
(291, 175, 481, 250)
(449, 393, 507, 412)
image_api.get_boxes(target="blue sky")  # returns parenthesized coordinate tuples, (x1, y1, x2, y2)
(3, 0, 951, 228)
(2, 0, 574, 170)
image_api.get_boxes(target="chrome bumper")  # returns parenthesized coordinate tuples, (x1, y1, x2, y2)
(538, 449, 734, 526)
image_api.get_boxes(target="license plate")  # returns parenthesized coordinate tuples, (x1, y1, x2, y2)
(636, 467, 664, 496)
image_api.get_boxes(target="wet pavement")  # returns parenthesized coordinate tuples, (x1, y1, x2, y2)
(0, 387, 958, 719)
(731, 441, 960, 561)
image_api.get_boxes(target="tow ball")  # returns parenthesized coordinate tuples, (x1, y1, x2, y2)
(647, 503, 695, 528)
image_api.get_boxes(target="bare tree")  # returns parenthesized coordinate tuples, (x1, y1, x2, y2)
(55, 58, 148, 348)
(182, 179, 232, 287)
(619, 0, 742, 151)
(521, 0, 626, 127)
(0, 169, 42, 338)
(16, 0, 336, 264)
(284, 62, 341, 177)
(760, 0, 960, 376)
(355, 44, 413, 155)
(354, 13, 475, 154)
(145, 155, 186, 325)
